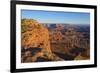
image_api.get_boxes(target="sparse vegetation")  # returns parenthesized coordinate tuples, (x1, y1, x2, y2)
(21, 18, 90, 63)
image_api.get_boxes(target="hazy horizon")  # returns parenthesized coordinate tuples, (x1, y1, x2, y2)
(21, 10, 90, 25)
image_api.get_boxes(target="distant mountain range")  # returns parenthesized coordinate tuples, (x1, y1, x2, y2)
(41, 23, 90, 32)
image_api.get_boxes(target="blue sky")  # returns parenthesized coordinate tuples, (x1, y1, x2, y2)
(21, 10, 90, 24)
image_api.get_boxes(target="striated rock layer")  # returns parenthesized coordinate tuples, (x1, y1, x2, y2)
(21, 19, 53, 61)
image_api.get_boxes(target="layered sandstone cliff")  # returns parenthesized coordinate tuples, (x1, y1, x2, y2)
(21, 19, 52, 61)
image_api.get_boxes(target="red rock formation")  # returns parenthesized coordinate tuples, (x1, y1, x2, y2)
(21, 19, 53, 60)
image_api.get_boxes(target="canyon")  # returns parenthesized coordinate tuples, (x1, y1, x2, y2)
(21, 19, 90, 63)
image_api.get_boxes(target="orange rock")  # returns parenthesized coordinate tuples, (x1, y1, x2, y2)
(21, 19, 53, 59)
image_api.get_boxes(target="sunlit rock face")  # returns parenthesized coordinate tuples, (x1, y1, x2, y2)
(21, 19, 53, 61)
(21, 19, 90, 62)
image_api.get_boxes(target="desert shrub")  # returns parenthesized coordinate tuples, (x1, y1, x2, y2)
(21, 19, 43, 33)
(21, 25, 28, 33)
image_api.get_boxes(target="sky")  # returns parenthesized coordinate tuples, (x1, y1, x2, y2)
(21, 10, 90, 25)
